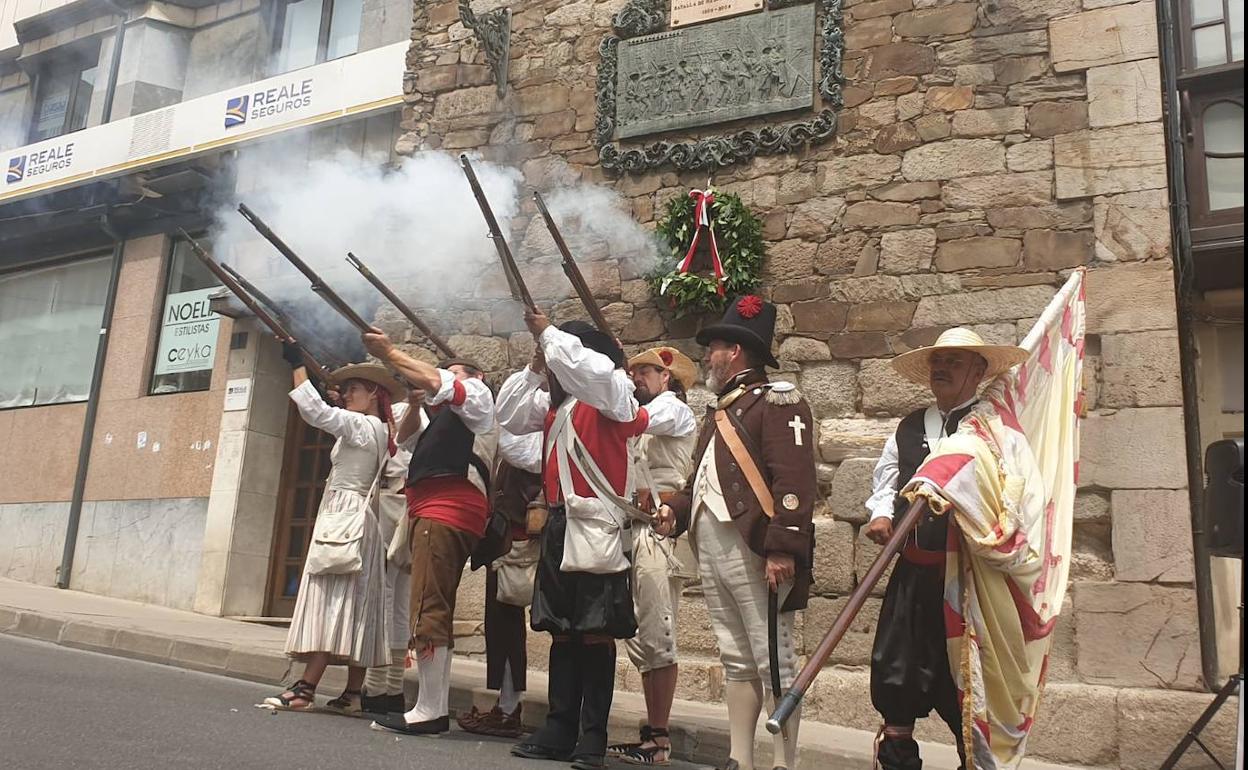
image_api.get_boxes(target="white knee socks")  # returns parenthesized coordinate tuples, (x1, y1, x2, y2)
(725, 679, 764, 770)
(403, 646, 450, 723)
(498, 661, 521, 714)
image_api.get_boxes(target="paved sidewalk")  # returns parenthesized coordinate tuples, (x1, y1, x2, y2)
(0, 578, 1073, 769)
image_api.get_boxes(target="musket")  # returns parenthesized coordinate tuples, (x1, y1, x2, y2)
(345, 252, 457, 360)
(532, 191, 612, 336)
(178, 229, 331, 379)
(237, 203, 373, 332)
(220, 263, 345, 370)
(766, 497, 930, 735)
(458, 155, 537, 312)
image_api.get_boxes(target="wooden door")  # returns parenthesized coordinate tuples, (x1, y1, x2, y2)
(265, 403, 334, 617)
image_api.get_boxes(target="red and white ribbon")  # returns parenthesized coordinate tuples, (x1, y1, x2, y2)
(675, 188, 726, 296)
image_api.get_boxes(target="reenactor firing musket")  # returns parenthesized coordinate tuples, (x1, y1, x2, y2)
(458, 154, 537, 313)
(178, 229, 331, 380)
(237, 203, 373, 333)
(532, 191, 612, 337)
(346, 252, 457, 360)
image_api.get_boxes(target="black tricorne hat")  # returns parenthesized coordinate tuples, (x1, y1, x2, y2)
(559, 320, 625, 369)
(439, 357, 485, 373)
(696, 294, 780, 368)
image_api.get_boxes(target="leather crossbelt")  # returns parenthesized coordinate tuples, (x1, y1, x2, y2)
(713, 410, 774, 519)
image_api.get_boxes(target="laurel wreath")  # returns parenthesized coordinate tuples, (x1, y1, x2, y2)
(646, 190, 767, 317)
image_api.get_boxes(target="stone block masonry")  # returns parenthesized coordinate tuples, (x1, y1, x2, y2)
(400, 2, 1196, 766)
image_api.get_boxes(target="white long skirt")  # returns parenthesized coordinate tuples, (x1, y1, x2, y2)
(285, 487, 390, 668)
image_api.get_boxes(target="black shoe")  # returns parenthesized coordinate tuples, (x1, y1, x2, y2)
(510, 742, 574, 761)
(360, 692, 392, 715)
(570, 756, 608, 770)
(385, 693, 407, 714)
(370, 713, 449, 736)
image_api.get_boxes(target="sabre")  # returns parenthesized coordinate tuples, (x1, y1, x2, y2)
(766, 497, 931, 735)
(178, 229, 331, 380)
(532, 190, 612, 336)
(237, 203, 373, 332)
(458, 154, 537, 312)
(345, 252, 457, 360)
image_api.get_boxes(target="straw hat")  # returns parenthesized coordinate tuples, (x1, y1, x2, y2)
(890, 327, 1029, 385)
(328, 363, 406, 400)
(629, 346, 697, 391)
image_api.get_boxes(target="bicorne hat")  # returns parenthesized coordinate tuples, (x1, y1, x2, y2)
(696, 295, 779, 368)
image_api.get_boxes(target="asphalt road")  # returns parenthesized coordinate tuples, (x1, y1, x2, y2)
(0, 635, 707, 770)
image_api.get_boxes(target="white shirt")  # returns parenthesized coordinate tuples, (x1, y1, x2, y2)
(498, 428, 543, 475)
(635, 390, 698, 494)
(397, 368, 497, 453)
(495, 325, 639, 434)
(692, 440, 731, 522)
(865, 396, 978, 522)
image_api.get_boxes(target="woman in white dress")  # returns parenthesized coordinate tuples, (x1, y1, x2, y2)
(262, 357, 403, 715)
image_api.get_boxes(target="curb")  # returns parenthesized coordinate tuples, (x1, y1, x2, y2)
(0, 606, 295, 686)
(2, 602, 1044, 770)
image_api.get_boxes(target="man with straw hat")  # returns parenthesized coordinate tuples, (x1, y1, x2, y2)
(360, 331, 498, 737)
(862, 327, 1028, 770)
(654, 295, 817, 770)
(608, 346, 698, 767)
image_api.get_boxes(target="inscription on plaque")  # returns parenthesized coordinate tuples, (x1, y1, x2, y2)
(615, 3, 816, 140)
(671, 0, 763, 28)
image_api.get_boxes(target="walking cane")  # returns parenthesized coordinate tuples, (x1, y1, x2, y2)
(766, 497, 931, 735)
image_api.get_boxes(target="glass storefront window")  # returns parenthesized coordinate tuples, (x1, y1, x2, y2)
(149, 237, 222, 395)
(0, 255, 111, 409)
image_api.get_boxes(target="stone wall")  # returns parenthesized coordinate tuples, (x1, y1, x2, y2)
(399, 1, 1235, 766)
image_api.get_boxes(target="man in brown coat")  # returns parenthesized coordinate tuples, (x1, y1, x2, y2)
(655, 295, 817, 770)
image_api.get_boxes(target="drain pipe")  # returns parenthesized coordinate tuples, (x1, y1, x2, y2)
(100, 0, 129, 123)
(56, 216, 126, 589)
(1156, 0, 1220, 689)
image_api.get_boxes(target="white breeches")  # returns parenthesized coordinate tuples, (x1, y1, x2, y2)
(693, 511, 797, 687)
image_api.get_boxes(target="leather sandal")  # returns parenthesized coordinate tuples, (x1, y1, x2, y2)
(259, 679, 317, 711)
(619, 726, 672, 766)
(324, 688, 364, 717)
(608, 724, 653, 757)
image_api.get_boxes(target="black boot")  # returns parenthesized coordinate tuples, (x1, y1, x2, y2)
(570, 640, 616, 769)
(512, 638, 579, 761)
(877, 735, 923, 770)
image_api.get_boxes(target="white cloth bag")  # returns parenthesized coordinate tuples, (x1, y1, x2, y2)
(548, 400, 632, 575)
(493, 540, 541, 607)
(305, 422, 387, 576)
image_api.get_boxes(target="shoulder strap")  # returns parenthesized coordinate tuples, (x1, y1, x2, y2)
(713, 410, 774, 519)
(557, 411, 651, 524)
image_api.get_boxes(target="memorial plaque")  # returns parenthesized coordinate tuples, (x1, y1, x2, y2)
(671, 0, 764, 29)
(615, 3, 816, 140)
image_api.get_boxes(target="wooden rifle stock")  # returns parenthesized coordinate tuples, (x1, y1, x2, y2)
(346, 252, 457, 360)
(236, 203, 373, 332)
(458, 155, 537, 312)
(178, 229, 330, 379)
(765, 497, 930, 735)
(532, 191, 612, 336)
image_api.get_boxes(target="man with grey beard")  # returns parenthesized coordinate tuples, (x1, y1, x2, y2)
(654, 296, 817, 770)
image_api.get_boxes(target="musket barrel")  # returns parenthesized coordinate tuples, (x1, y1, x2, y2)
(236, 203, 373, 332)
(178, 229, 329, 378)
(345, 252, 457, 360)
(458, 155, 537, 312)
(532, 191, 612, 336)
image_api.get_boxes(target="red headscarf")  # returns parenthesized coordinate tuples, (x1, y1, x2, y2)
(347, 379, 397, 457)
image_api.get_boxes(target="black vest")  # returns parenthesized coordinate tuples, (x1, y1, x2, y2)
(893, 402, 976, 551)
(407, 406, 489, 489)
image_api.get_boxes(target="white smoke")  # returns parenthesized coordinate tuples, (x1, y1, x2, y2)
(206, 146, 662, 363)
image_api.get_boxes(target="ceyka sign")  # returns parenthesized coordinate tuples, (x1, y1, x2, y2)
(153, 288, 220, 375)
(670, 0, 763, 27)
(0, 41, 406, 204)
